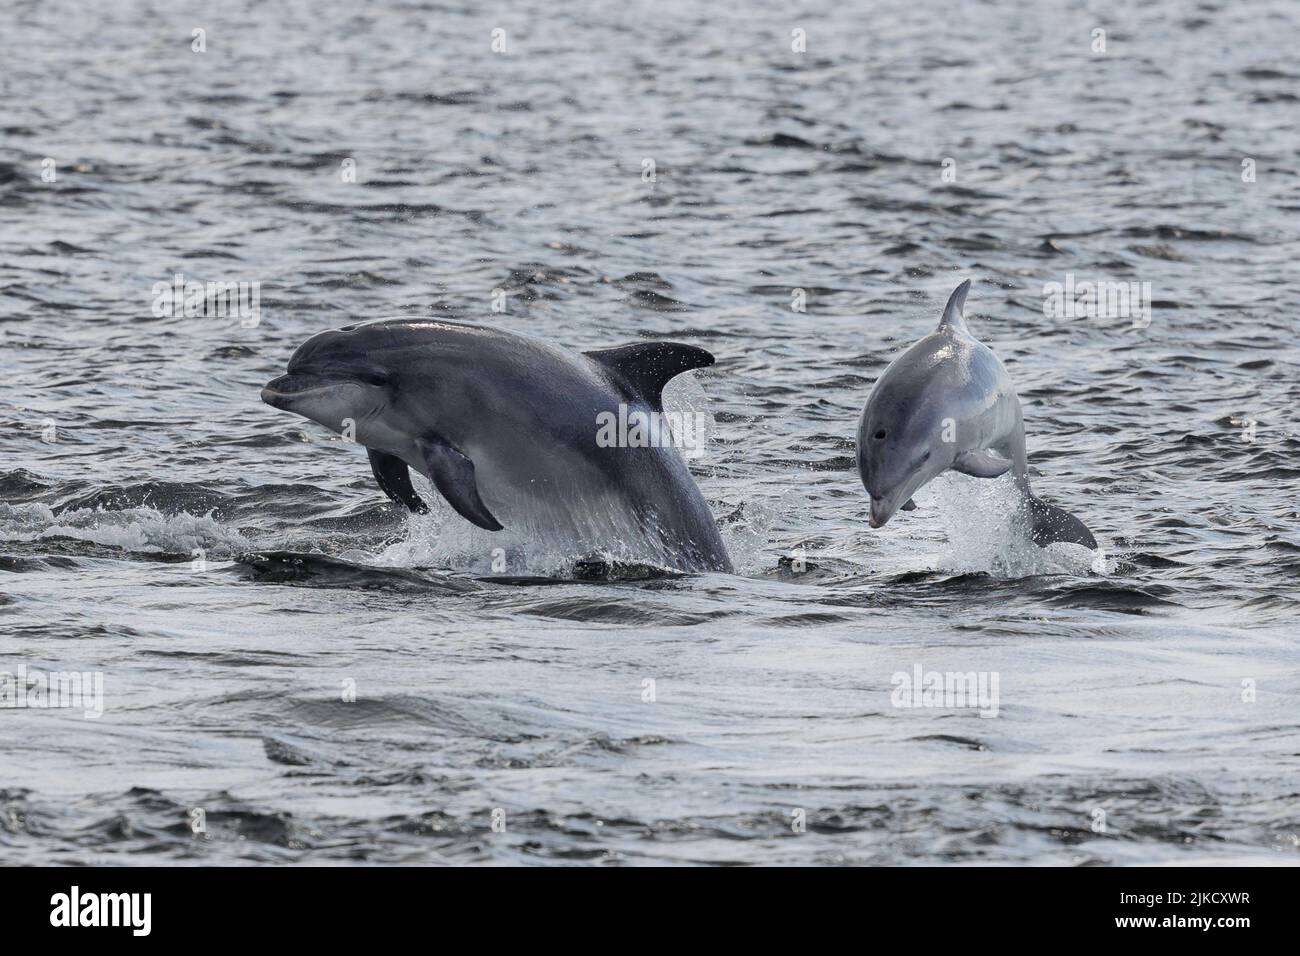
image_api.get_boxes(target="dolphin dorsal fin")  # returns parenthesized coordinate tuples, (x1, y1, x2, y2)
(584, 342, 715, 410)
(938, 279, 972, 333)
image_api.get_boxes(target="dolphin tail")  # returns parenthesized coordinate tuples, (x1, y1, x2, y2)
(1026, 494, 1097, 550)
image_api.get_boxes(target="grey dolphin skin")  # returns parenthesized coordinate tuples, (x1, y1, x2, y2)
(261, 320, 733, 572)
(856, 280, 1097, 550)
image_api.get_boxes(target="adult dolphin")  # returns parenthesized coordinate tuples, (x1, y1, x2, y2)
(855, 280, 1097, 549)
(261, 319, 733, 573)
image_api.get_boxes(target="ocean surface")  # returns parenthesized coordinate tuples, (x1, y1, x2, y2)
(2, 0, 1298, 864)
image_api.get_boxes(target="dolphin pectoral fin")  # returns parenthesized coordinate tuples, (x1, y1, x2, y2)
(952, 450, 1013, 478)
(1026, 495, 1097, 550)
(584, 342, 715, 411)
(901, 498, 917, 511)
(420, 442, 504, 532)
(367, 449, 429, 514)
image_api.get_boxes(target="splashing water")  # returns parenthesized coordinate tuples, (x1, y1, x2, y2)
(923, 474, 1099, 577)
(0, 502, 249, 558)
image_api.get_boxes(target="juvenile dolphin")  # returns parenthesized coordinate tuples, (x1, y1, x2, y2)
(855, 280, 1097, 549)
(261, 320, 733, 572)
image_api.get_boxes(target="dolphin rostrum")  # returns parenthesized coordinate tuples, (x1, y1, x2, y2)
(261, 320, 733, 572)
(855, 280, 1097, 549)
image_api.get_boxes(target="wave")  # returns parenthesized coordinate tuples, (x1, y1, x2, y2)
(0, 501, 249, 558)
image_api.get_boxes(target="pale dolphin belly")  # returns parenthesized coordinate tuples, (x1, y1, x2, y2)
(463, 434, 726, 570)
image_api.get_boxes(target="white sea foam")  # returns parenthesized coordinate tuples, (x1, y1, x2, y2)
(0, 502, 249, 557)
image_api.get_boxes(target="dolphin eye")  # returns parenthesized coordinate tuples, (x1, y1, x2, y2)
(873, 429, 887, 440)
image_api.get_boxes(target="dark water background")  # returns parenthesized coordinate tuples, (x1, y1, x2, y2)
(1, 0, 1298, 863)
